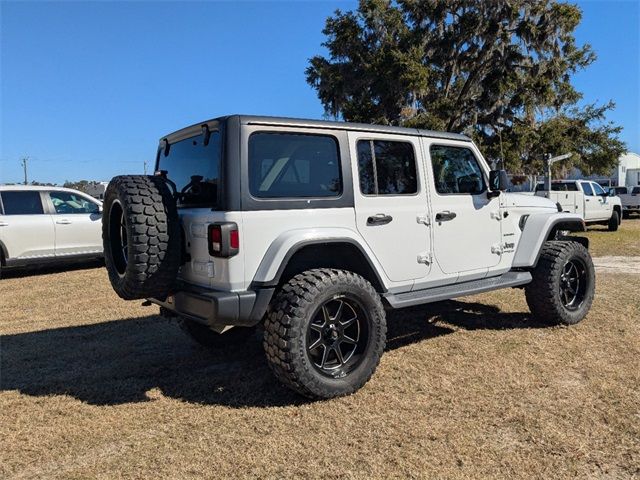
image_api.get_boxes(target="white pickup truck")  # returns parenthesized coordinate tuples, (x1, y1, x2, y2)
(610, 186, 640, 218)
(535, 180, 622, 231)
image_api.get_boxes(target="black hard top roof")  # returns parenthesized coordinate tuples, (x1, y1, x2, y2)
(161, 114, 472, 144)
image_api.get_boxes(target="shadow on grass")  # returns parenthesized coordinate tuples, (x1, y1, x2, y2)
(1, 300, 548, 407)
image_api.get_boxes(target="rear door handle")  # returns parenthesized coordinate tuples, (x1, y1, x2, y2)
(435, 211, 457, 222)
(367, 214, 393, 226)
(0, 222, 8, 227)
(56, 219, 71, 225)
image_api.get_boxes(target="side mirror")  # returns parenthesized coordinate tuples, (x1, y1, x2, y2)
(488, 170, 508, 197)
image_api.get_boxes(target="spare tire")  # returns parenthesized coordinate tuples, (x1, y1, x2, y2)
(102, 175, 181, 300)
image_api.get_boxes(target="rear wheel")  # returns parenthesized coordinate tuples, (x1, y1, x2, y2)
(264, 269, 386, 399)
(525, 241, 595, 325)
(607, 211, 619, 231)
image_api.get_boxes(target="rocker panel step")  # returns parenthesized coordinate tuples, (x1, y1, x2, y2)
(384, 271, 532, 309)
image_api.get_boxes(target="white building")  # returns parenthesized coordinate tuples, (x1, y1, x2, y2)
(613, 152, 640, 187)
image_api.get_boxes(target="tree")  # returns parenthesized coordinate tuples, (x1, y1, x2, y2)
(63, 180, 91, 193)
(306, 0, 625, 174)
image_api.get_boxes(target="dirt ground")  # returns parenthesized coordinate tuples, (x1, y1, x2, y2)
(1, 238, 639, 478)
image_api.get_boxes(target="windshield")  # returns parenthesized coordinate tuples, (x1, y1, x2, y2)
(156, 130, 221, 207)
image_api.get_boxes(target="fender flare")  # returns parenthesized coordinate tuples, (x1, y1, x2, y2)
(250, 228, 389, 292)
(512, 213, 586, 268)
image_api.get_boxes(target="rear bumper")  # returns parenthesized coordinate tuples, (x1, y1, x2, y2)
(150, 284, 274, 329)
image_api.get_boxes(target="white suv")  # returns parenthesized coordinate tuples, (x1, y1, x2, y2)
(102, 115, 595, 399)
(0, 185, 103, 274)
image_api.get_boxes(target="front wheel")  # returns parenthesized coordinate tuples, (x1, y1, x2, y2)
(263, 269, 387, 399)
(608, 211, 619, 231)
(525, 241, 595, 325)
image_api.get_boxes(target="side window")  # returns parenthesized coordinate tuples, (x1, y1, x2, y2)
(430, 145, 486, 194)
(592, 183, 606, 196)
(0, 191, 44, 215)
(248, 132, 341, 198)
(581, 182, 594, 196)
(356, 140, 417, 195)
(49, 191, 99, 214)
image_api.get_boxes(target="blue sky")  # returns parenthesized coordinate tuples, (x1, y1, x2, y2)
(1, 0, 638, 185)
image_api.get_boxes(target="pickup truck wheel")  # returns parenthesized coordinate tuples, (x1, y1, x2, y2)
(525, 241, 595, 325)
(264, 269, 386, 399)
(607, 211, 619, 231)
(622, 211, 630, 219)
(102, 175, 181, 300)
(178, 318, 256, 348)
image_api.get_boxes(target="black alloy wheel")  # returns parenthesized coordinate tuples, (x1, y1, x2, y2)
(306, 296, 369, 378)
(558, 258, 588, 311)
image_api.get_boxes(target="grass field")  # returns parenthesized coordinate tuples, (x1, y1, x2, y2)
(1, 227, 639, 478)
(578, 217, 640, 257)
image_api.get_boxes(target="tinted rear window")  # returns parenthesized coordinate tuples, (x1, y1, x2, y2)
(157, 131, 221, 207)
(0, 191, 44, 215)
(357, 140, 418, 195)
(248, 132, 341, 198)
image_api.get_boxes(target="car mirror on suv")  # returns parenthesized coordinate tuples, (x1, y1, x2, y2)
(488, 169, 508, 197)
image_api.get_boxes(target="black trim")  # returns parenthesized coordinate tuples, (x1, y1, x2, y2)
(159, 114, 471, 145)
(250, 238, 387, 292)
(149, 284, 274, 328)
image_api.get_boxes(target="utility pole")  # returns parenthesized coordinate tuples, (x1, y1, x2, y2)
(21, 157, 28, 185)
(144, 160, 148, 175)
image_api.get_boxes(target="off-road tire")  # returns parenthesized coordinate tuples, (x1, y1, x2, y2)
(525, 241, 595, 325)
(102, 175, 181, 300)
(178, 318, 256, 348)
(622, 211, 630, 219)
(263, 269, 386, 399)
(607, 211, 619, 231)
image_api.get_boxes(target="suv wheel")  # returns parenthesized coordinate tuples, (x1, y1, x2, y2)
(264, 269, 386, 399)
(102, 175, 181, 300)
(525, 241, 595, 325)
(178, 318, 256, 348)
(607, 211, 619, 231)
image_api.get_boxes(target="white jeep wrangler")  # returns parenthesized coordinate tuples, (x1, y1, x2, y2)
(102, 115, 595, 399)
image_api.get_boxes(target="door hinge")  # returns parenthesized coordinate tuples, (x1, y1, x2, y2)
(416, 214, 430, 226)
(491, 244, 503, 255)
(417, 253, 432, 265)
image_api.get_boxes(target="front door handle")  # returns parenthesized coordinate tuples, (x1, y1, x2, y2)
(367, 214, 393, 226)
(56, 219, 71, 225)
(435, 211, 457, 222)
(0, 222, 8, 227)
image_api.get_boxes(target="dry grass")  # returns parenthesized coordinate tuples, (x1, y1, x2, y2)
(576, 217, 640, 257)
(1, 262, 639, 479)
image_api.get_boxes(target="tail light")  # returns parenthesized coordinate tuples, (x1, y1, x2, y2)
(208, 222, 239, 257)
